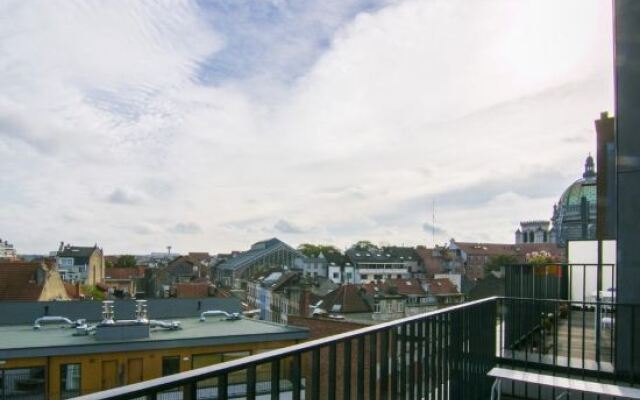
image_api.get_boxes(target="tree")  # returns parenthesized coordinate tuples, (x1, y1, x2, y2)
(352, 240, 378, 251)
(297, 244, 341, 258)
(485, 254, 518, 272)
(114, 255, 137, 268)
(81, 285, 106, 300)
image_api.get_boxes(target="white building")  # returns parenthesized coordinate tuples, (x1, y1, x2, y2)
(0, 238, 17, 261)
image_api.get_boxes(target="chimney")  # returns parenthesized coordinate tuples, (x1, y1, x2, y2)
(58, 242, 64, 252)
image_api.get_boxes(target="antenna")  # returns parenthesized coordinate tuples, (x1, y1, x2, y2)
(432, 199, 436, 246)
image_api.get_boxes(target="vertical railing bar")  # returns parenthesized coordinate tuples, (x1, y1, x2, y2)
(270, 360, 280, 400)
(417, 321, 423, 400)
(380, 330, 389, 399)
(328, 343, 336, 400)
(312, 348, 320, 400)
(391, 327, 398, 398)
(438, 313, 443, 400)
(218, 373, 228, 400)
(400, 323, 407, 399)
(426, 318, 432, 400)
(409, 322, 415, 400)
(246, 365, 257, 400)
(443, 312, 449, 400)
(357, 336, 365, 400)
(631, 305, 636, 387)
(430, 317, 436, 400)
(343, 339, 352, 400)
(369, 331, 378, 400)
(186, 381, 197, 400)
(292, 355, 301, 400)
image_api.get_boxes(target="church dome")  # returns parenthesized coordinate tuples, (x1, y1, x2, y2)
(551, 155, 597, 245)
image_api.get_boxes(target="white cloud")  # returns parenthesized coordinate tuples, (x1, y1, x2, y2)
(0, 0, 613, 254)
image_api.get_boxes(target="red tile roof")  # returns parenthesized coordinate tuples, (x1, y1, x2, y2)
(426, 278, 460, 296)
(453, 242, 565, 262)
(104, 266, 146, 280)
(362, 278, 425, 296)
(415, 247, 445, 277)
(0, 262, 46, 301)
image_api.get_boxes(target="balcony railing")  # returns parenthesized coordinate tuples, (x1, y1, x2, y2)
(74, 263, 637, 400)
(75, 297, 497, 400)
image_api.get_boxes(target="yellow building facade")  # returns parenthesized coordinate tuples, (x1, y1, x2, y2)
(0, 316, 307, 399)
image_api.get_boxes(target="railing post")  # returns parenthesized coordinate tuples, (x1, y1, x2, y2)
(218, 374, 228, 400)
(183, 381, 197, 400)
(379, 330, 388, 399)
(328, 344, 336, 400)
(369, 332, 378, 399)
(312, 348, 320, 400)
(270, 360, 280, 400)
(292, 353, 301, 400)
(246, 365, 256, 400)
(357, 336, 365, 400)
(343, 339, 351, 400)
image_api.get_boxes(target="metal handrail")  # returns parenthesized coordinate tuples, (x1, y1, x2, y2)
(73, 296, 499, 400)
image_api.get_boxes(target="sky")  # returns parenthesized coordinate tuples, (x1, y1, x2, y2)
(0, 0, 614, 254)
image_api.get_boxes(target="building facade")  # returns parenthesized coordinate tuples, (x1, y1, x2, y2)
(0, 238, 17, 261)
(0, 301, 307, 399)
(56, 243, 105, 286)
(515, 221, 552, 244)
(215, 238, 305, 289)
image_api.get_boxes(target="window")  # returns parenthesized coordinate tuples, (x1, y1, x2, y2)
(162, 356, 180, 377)
(333, 272, 340, 279)
(60, 364, 81, 398)
(360, 274, 367, 280)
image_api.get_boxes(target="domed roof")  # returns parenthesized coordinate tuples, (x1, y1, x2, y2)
(558, 155, 596, 208)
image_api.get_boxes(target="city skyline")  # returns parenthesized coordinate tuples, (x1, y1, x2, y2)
(0, 0, 613, 254)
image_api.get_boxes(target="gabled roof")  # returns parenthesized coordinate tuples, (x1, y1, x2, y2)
(269, 271, 300, 292)
(188, 252, 211, 263)
(320, 284, 371, 314)
(165, 256, 199, 276)
(415, 247, 445, 277)
(217, 238, 302, 272)
(57, 245, 100, 265)
(452, 242, 516, 257)
(0, 262, 46, 301)
(426, 278, 460, 296)
(362, 278, 426, 297)
(452, 241, 565, 262)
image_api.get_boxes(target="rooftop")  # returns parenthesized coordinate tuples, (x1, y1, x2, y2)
(0, 316, 308, 360)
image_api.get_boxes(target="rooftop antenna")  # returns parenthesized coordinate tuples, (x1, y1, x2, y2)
(432, 199, 436, 247)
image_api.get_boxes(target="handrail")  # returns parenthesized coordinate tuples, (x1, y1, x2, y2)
(73, 296, 499, 400)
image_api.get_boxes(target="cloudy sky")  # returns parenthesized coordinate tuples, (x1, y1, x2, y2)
(0, 0, 613, 254)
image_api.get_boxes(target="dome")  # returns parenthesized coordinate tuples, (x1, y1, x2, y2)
(558, 175, 596, 209)
(551, 155, 597, 245)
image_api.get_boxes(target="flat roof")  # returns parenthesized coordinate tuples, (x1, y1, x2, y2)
(0, 318, 308, 359)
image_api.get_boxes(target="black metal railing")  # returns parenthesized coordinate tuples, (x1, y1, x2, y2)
(73, 297, 497, 400)
(70, 261, 638, 400)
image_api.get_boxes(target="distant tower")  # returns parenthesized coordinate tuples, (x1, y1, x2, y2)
(166, 245, 172, 255)
(515, 221, 551, 244)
